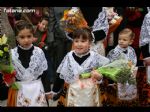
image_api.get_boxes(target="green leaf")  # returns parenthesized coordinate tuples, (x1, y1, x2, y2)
(80, 73, 91, 79)
(11, 82, 20, 90)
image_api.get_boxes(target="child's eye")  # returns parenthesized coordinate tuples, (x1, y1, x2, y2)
(19, 36, 24, 39)
(27, 35, 32, 38)
(74, 40, 78, 42)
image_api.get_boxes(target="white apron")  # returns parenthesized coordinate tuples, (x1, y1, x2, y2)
(17, 79, 47, 106)
(67, 78, 101, 107)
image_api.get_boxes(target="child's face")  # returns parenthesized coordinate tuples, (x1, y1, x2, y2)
(118, 34, 133, 48)
(17, 28, 34, 48)
(38, 20, 48, 32)
(73, 36, 91, 55)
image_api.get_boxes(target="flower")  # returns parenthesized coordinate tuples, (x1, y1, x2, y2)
(0, 34, 18, 88)
(2, 70, 16, 86)
(0, 34, 14, 73)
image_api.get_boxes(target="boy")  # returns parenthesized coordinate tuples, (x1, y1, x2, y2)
(33, 16, 49, 49)
(107, 28, 137, 103)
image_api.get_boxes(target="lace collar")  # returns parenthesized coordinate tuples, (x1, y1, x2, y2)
(57, 50, 109, 84)
(11, 46, 48, 81)
(18, 44, 33, 50)
(115, 45, 128, 53)
(73, 50, 90, 58)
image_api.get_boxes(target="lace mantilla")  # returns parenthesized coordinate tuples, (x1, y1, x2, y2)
(140, 12, 150, 47)
(92, 7, 109, 37)
(107, 45, 137, 66)
(11, 46, 48, 81)
(57, 51, 109, 84)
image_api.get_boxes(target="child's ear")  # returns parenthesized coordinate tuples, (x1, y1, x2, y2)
(37, 22, 41, 26)
(16, 37, 19, 42)
(129, 39, 134, 45)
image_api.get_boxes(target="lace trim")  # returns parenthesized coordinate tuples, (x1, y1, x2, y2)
(140, 12, 150, 47)
(73, 50, 90, 58)
(57, 51, 109, 84)
(92, 8, 109, 37)
(18, 44, 33, 50)
(107, 45, 137, 66)
(11, 46, 48, 81)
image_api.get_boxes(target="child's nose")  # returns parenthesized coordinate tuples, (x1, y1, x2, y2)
(24, 38, 29, 43)
(78, 42, 82, 46)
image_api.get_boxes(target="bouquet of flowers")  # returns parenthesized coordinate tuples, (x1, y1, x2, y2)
(0, 34, 13, 73)
(80, 59, 135, 84)
(0, 34, 19, 89)
(60, 8, 88, 33)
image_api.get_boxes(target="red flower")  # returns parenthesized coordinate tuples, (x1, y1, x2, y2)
(2, 70, 16, 86)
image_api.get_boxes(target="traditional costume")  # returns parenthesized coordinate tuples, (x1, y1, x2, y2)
(140, 9, 150, 84)
(140, 10, 150, 58)
(8, 45, 50, 106)
(57, 50, 109, 106)
(107, 45, 137, 101)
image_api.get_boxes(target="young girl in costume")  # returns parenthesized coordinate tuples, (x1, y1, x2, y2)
(7, 20, 51, 106)
(52, 27, 109, 106)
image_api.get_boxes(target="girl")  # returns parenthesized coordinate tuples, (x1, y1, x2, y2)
(52, 27, 109, 106)
(7, 20, 51, 106)
(79, 7, 109, 56)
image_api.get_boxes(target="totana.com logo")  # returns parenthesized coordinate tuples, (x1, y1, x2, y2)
(3, 7, 35, 13)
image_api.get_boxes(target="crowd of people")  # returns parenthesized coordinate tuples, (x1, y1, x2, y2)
(0, 7, 150, 107)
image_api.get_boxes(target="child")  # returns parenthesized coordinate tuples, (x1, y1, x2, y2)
(33, 16, 48, 48)
(107, 28, 137, 104)
(33, 16, 54, 84)
(7, 20, 51, 106)
(107, 28, 137, 65)
(52, 27, 110, 106)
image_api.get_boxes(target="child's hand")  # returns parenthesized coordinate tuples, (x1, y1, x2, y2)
(38, 42, 45, 47)
(91, 70, 103, 82)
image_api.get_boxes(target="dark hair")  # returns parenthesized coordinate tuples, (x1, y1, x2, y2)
(72, 27, 93, 42)
(39, 16, 49, 23)
(119, 28, 135, 40)
(15, 20, 34, 36)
